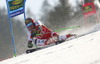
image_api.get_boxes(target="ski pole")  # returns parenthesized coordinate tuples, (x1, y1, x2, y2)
(54, 26, 81, 32)
(33, 39, 38, 48)
(36, 26, 81, 36)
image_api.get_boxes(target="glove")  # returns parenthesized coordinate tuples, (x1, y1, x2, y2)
(28, 41, 33, 48)
(31, 31, 36, 38)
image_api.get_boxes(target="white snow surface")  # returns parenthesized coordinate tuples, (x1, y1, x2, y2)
(0, 25, 100, 64)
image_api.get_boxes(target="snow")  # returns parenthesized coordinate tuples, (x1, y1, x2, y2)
(0, 25, 100, 64)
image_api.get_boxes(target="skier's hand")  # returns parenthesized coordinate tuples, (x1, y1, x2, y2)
(31, 31, 36, 38)
(28, 41, 33, 48)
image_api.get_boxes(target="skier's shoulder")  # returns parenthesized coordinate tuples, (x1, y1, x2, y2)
(34, 20, 42, 26)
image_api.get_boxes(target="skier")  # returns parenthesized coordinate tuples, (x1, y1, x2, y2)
(25, 18, 75, 48)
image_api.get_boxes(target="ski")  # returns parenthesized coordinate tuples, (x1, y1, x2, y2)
(26, 48, 41, 54)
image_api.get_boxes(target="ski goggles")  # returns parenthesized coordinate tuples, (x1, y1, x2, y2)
(26, 22, 33, 28)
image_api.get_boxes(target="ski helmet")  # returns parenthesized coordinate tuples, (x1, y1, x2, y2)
(25, 18, 34, 25)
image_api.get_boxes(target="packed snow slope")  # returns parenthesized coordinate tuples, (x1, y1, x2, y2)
(0, 29, 100, 64)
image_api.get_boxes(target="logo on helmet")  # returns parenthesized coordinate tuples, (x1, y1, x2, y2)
(25, 19, 30, 24)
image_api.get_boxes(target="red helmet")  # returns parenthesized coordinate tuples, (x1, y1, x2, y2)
(25, 18, 34, 25)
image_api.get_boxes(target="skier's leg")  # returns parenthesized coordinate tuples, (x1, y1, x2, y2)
(55, 35, 66, 45)
(35, 39, 47, 46)
(59, 34, 76, 41)
(55, 34, 76, 45)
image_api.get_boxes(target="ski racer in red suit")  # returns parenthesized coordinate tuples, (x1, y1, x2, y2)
(25, 18, 75, 48)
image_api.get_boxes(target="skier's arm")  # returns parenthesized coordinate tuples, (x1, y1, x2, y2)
(27, 30, 33, 41)
(27, 30, 33, 48)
